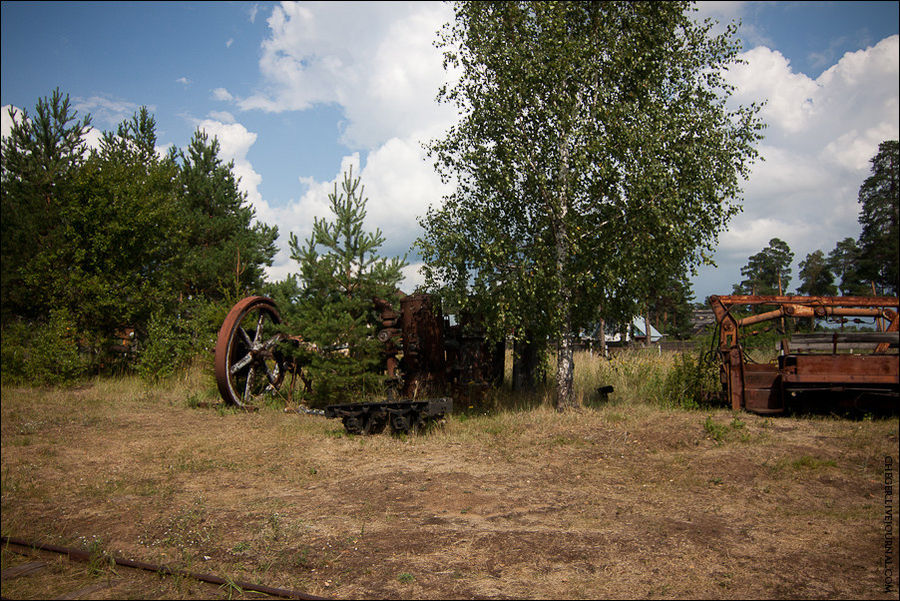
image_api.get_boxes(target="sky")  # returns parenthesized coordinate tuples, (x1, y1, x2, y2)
(2, 1, 898, 304)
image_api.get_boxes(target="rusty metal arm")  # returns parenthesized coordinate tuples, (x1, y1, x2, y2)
(710, 294, 899, 308)
(709, 295, 900, 348)
(708, 294, 900, 413)
(737, 306, 892, 327)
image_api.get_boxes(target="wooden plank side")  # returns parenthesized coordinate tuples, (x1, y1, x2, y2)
(782, 355, 899, 384)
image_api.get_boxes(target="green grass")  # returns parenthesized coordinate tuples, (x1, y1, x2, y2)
(790, 455, 838, 470)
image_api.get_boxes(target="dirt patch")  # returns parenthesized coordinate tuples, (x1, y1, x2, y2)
(2, 383, 897, 599)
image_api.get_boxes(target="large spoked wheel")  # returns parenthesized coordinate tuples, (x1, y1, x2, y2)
(215, 296, 286, 409)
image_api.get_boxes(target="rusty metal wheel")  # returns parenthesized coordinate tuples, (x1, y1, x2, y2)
(215, 296, 286, 408)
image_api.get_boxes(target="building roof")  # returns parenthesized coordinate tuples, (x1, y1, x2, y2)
(631, 317, 664, 342)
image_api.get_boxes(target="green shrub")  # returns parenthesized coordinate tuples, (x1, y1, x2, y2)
(658, 351, 722, 409)
(0, 310, 91, 385)
(703, 414, 729, 442)
(136, 311, 194, 381)
(136, 299, 226, 381)
(0, 319, 32, 382)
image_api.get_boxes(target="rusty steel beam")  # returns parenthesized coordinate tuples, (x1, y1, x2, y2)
(736, 305, 891, 328)
(710, 294, 900, 349)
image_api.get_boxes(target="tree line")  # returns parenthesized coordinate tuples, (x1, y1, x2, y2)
(18, 2, 878, 415)
(1, 88, 409, 403)
(1, 89, 278, 381)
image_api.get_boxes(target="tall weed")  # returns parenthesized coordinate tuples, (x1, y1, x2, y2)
(576, 349, 674, 406)
(658, 351, 722, 409)
(573, 347, 723, 410)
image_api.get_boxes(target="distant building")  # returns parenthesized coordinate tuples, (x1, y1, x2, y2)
(579, 317, 664, 346)
(630, 317, 664, 344)
(690, 309, 716, 335)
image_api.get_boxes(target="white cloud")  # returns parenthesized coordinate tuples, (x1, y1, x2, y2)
(231, 4, 897, 300)
(212, 88, 234, 102)
(693, 1, 776, 52)
(226, 38, 234, 49)
(697, 35, 900, 296)
(177, 76, 192, 86)
(236, 1, 457, 149)
(1, 104, 22, 138)
(232, 2, 457, 289)
(73, 95, 145, 128)
(717, 217, 811, 256)
(261, 139, 449, 290)
(84, 127, 104, 152)
(207, 110, 236, 123)
(400, 262, 428, 293)
(356, 135, 447, 256)
(726, 46, 819, 134)
(694, 1, 747, 22)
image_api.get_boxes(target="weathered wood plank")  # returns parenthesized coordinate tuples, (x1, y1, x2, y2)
(54, 579, 119, 600)
(1, 560, 48, 579)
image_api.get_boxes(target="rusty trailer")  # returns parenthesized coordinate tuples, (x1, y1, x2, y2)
(708, 295, 899, 414)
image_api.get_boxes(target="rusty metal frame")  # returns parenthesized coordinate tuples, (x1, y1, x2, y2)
(214, 293, 503, 419)
(708, 294, 899, 413)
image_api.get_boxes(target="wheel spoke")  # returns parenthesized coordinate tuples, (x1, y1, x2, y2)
(238, 327, 253, 347)
(253, 313, 265, 344)
(264, 362, 280, 386)
(243, 365, 256, 401)
(261, 334, 282, 350)
(230, 352, 253, 375)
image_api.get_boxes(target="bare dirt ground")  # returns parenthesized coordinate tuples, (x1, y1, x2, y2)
(2, 377, 898, 599)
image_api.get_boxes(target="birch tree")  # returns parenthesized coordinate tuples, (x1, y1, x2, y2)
(419, 1, 763, 409)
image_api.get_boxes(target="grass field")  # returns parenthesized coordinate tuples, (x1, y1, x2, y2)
(2, 351, 898, 599)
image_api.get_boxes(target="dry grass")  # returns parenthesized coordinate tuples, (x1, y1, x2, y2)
(2, 353, 898, 599)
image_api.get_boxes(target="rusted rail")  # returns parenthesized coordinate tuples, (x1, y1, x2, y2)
(2, 535, 326, 600)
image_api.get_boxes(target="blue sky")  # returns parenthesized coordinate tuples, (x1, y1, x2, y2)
(2, 1, 899, 302)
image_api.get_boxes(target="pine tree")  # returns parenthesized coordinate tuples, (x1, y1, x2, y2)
(286, 167, 407, 405)
(648, 273, 695, 339)
(857, 140, 898, 295)
(797, 250, 837, 297)
(828, 237, 868, 296)
(178, 130, 278, 300)
(733, 238, 794, 296)
(1, 89, 92, 322)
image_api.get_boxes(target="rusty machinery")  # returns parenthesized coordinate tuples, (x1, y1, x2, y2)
(214, 292, 503, 433)
(708, 294, 899, 414)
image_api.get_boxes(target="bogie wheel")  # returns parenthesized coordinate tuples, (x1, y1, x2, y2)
(342, 415, 364, 435)
(390, 411, 421, 435)
(364, 411, 388, 435)
(215, 296, 286, 409)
